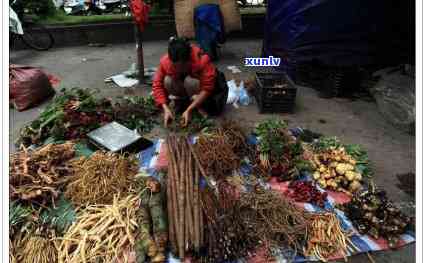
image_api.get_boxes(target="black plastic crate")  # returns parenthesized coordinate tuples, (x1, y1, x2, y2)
(255, 72, 297, 113)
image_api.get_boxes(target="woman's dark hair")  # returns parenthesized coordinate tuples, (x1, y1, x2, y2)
(168, 37, 191, 63)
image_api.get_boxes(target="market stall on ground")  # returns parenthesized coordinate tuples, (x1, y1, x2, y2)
(9, 88, 415, 262)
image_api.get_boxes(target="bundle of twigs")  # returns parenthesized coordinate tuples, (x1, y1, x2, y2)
(304, 213, 353, 262)
(21, 235, 58, 263)
(218, 120, 250, 157)
(10, 142, 75, 205)
(166, 135, 203, 259)
(195, 132, 241, 180)
(58, 195, 139, 263)
(10, 238, 19, 263)
(65, 151, 138, 205)
(239, 188, 310, 256)
(201, 182, 259, 263)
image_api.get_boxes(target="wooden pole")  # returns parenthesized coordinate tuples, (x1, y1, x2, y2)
(134, 25, 145, 84)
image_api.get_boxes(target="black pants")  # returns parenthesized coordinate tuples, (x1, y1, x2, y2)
(175, 70, 228, 116)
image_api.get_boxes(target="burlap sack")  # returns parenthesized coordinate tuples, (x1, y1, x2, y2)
(219, 0, 242, 33)
(174, 0, 196, 38)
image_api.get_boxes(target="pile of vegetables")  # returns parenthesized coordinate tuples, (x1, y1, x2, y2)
(10, 142, 76, 205)
(65, 151, 139, 205)
(311, 146, 363, 195)
(312, 137, 373, 178)
(135, 177, 168, 263)
(9, 142, 78, 263)
(255, 119, 310, 181)
(167, 111, 215, 134)
(287, 181, 328, 208)
(195, 130, 241, 180)
(201, 183, 259, 262)
(10, 201, 60, 263)
(304, 212, 353, 262)
(166, 135, 204, 259)
(58, 195, 139, 262)
(218, 120, 250, 157)
(17, 88, 113, 147)
(341, 186, 413, 247)
(113, 96, 160, 134)
(238, 187, 310, 255)
(21, 234, 58, 263)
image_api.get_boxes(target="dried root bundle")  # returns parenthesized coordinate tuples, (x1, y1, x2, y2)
(65, 151, 138, 205)
(239, 188, 309, 254)
(10, 142, 75, 204)
(201, 183, 258, 263)
(21, 235, 58, 263)
(218, 120, 250, 157)
(195, 132, 240, 180)
(304, 213, 352, 262)
(10, 238, 18, 263)
(135, 177, 168, 263)
(166, 135, 203, 259)
(58, 195, 139, 263)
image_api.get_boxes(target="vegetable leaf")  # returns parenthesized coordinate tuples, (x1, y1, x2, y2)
(40, 195, 76, 234)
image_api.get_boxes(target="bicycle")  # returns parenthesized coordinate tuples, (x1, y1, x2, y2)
(10, 0, 54, 51)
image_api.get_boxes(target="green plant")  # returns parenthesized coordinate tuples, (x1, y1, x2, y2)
(10, 201, 32, 236)
(312, 136, 341, 152)
(167, 111, 215, 134)
(17, 88, 113, 147)
(113, 95, 160, 134)
(344, 144, 373, 178)
(40, 195, 76, 234)
(254, 119, 288, 155)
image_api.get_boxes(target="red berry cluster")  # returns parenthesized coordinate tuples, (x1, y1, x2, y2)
(287, 181, 328, 208)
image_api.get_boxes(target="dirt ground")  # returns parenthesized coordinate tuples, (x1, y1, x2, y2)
(10, 39, 416, 262)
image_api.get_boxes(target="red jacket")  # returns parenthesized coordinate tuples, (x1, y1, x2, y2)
(152, 45, 216, 107)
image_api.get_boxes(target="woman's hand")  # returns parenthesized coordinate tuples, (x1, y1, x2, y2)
(181, 108, 192, 127)
(162, 104, 174, 128)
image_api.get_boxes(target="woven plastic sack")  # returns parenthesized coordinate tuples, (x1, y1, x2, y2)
(219, 0, 242, 33)
(10, 64, 55, 111)
(371, 68, 415, 133)
(174, 0, 196, 38)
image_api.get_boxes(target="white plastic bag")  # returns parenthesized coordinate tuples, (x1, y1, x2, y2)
(226, 79, 250, 107)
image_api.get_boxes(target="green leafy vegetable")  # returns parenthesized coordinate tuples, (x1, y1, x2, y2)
(312, 136, 341, 152)
(17, 88, 113, 147)
(10, 201, 32, 236)
(113, 95, 160, 134)
(168, 111, 215, 134)
(344, 144, 373, 178)
(254, 119, 288, 155)
(40, 195, 76, 234)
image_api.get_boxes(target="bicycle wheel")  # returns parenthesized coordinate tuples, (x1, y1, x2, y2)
(21, 22, 54, 51)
